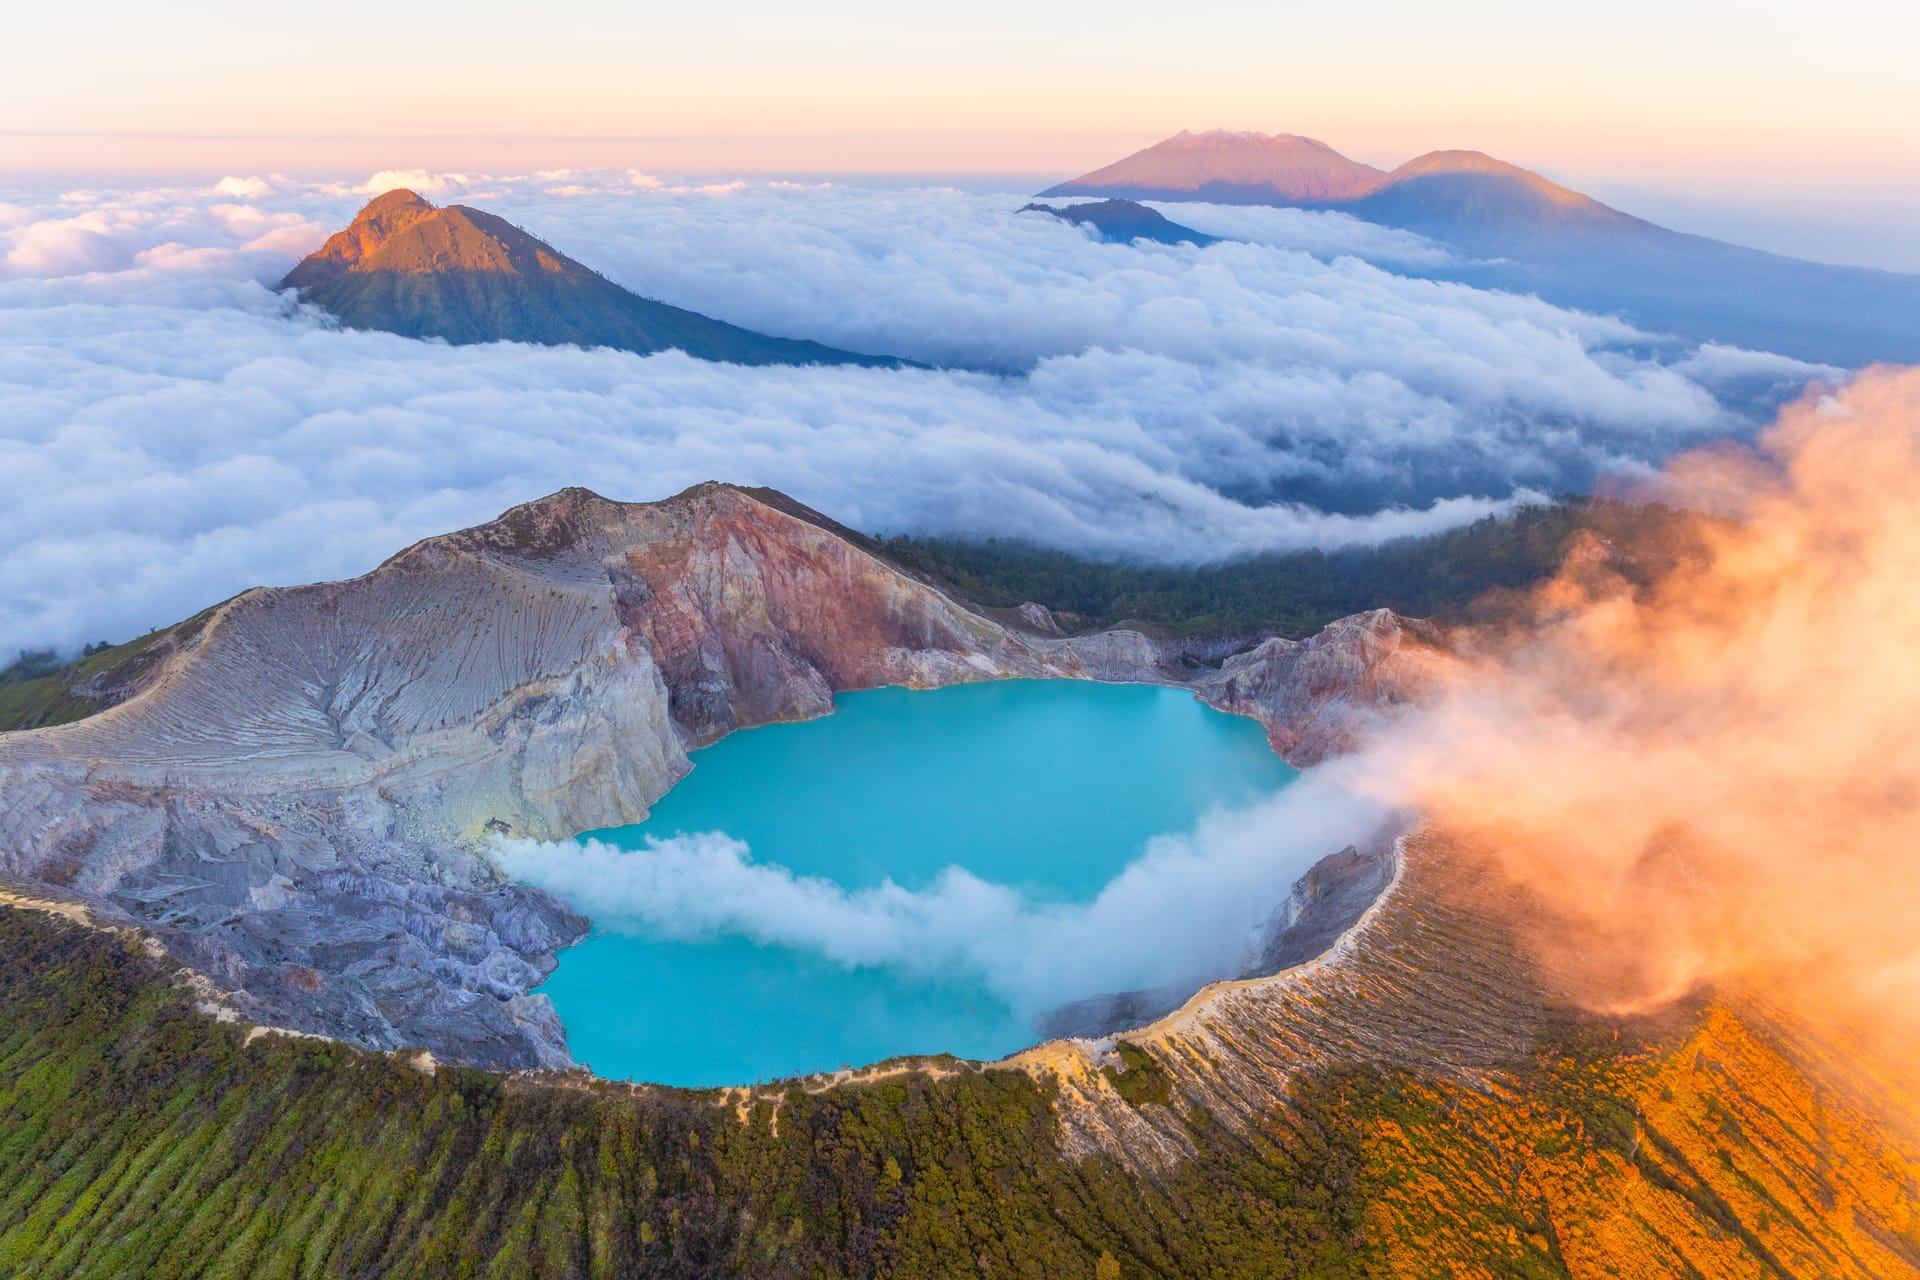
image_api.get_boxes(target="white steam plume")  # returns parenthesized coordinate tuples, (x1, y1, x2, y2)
(494, 767, 1395, 1017)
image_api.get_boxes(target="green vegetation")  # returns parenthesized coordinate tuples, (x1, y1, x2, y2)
(1, 639, 150, 732)
(7, 905, 1908, 1278)
(743, 487, 1701, 640)
(875, 497, 1695, 638)
(0, 607, 220, 733)
(1100, 1041, 1173, 1107)
(0, 907, 1384, 1278)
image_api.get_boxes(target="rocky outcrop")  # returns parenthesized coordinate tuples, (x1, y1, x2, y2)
(282, 188, 440, 288)
(0, 483, 1443, 1069)
(1023, 830, 1552, 1165)
(1033, 842, 1398, 1041)
(1192, 610, 1449, 764)
(1238, 842, 1396, 975)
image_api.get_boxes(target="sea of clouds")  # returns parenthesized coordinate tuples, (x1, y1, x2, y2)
(0, 167, 1836, 656)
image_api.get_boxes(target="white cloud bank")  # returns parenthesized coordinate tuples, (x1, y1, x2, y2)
(494, 766, 1397, 1017)
(0, 170, 1836, 655)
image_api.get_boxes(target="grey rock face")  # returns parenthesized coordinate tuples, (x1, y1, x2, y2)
(1032, 842, 1398, 1042)
(1015, 602, 1064, 635)
(1032, 980, 1201, 1044)
(1190, 609, 1450, 765)
(1239, 844, 1398, 977)
(0, 484, 1442, 1072)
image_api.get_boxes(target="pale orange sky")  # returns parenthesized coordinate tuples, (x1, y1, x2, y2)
(6, 0, 1917, 180)
(4, 0, 1916, 265)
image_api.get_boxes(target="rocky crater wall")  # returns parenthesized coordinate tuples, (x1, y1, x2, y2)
(0, 484, 1443, 1071)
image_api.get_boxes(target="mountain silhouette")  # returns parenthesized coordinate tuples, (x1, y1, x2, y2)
(1044, 132, 1920, 366)
(1019, 199, 1219, 246)
(283, 190, 902, 368)
(1041, 129, 1383, 203)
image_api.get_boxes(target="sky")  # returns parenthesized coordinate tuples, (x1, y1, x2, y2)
(4, 0, 1917, 268)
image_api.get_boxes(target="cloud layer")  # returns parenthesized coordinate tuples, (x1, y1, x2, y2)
(0, 170, 1833, 655)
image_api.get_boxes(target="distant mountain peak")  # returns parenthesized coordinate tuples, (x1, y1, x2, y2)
(1041, 132, 1640, 238)
(280, 192, 902, 368)
(1019, 199, 1219, 247)
(1169, 127, 1312, 140)
(284, 188, 439, 288)
(1392, 149, 1513, 175)
(1041, 131, 1384, 203)
(1355, 150, 1644, 243)
(282, 191, 577, 292)
(362, 187, 433, 215)
(1038, 129, 1920, 366)
(1383, 150, 1602, 209)
(1178, 128, 1345, 151)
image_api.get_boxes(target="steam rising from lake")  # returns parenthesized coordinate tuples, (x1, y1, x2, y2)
(494, 767, 1392, 1019)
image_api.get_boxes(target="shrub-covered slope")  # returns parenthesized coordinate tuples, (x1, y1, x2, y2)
(4, 874, 1916, 1278)
(874, 497, 1701, 639)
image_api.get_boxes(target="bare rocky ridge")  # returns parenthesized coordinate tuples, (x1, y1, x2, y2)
(1034, 842, 1397, 1040)
(1022, 829, 1556, 1164)
(0, 483, 1441, 1070)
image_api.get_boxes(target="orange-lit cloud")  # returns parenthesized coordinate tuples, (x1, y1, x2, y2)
(1370, 367, 1920, 1070)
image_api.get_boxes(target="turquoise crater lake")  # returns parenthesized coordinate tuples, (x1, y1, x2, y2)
(522, 679, 1298, 1087)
